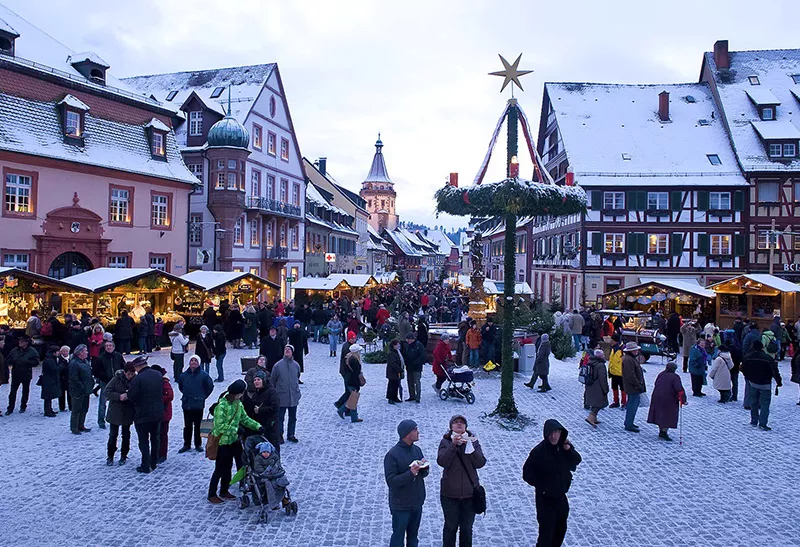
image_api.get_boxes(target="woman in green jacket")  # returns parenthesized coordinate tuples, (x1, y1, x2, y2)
(208, 379, 262, 504)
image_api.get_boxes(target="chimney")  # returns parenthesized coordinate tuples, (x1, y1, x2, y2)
(713, 40, 729, 70)
(449, 172, 459, 187)
(658, 91, 670, 122)
(318, 157, 327, 175)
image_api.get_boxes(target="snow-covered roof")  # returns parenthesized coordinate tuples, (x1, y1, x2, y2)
(145, 117, 171, 132)
(397, 228, 437, 254)
(546, 82, 748, 188)
(63, 268, 204, 293)
(363, 137, 392, 184)
(122, 64, 275, 125)
(0, 93, 197, 184)
(180, 270, 278, 291)
(0, 4, 170, 112)
(376, 272, 398, 284)
(292, 277, 350, 291)
(702, 48, 800, 172)
(0, 15, 19, 36)
(383, 230, 422, 257)
(0, 267, 89, 293)
(484, 281, 534, 295)
(637, 278, 716, 298)
(745, 88, 781, 106)
(417, 229, 456, 255)
(751, 120, 800, 141)
(57, 94, 89, 111)
(326, 274, 377, 288)
(742, 274, 800, 293)
(70, 51, 109, 68)
(306, 183, 350, 217)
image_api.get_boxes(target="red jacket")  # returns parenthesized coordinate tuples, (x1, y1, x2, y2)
(421, 294, 430, 307)
(161, 377, 174, 422)
(377, 308, 390, 326)
(363, 297, 371, 311)
(88, 332, 105, 359)
(432, 339, 451, 377)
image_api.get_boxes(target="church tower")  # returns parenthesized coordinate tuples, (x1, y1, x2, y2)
(359, 135, 399, 232)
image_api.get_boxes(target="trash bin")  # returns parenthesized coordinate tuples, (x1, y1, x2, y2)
(519, 344, 536, 375)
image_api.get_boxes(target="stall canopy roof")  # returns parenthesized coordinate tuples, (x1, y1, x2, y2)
(326, 273, 377, 288)
(63, 268, 205, 293)
(603, 278, 715, 298)
(180, 271, 279, 291)
(485, 281, 534, 295)
(708, 274, 800, 294)
(0, 267, 89, 293)
(375, 272, 397, 284)
(292, 277, 351, 291)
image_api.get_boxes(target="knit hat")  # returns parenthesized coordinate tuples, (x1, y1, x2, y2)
(152, 365, 167, 376)
(540, 333, 549, 342)
(256, 440, 274, 454)
(449, 415, 467, 428)
(228, 379, 247, 395)
(593, 349, 605, 358)
(188, 354, 201, 366)
(254, 370, 268, 382)
(397, 419, 418, 439)
(349, 344, 362, 353)
(347, 331, 357, 342)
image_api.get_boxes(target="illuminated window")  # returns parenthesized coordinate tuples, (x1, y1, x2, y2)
(711, 235, 731, 255)
(604, 233, 624, 254)
(648, 234, 667, 254)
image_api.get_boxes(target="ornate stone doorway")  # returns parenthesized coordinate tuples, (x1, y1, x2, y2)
(47, 251, 93, 279)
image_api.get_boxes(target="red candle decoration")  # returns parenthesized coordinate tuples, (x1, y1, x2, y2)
(509, 156, 519, 178)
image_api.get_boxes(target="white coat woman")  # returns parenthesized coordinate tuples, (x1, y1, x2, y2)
(709, 344, 734, 403)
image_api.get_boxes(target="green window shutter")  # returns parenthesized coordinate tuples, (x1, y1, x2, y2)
(697, 191, 709, 211)
(638, 233, 647, 255)
(697, 233, 709, 256)
(626, 232, 636, 254)
(638, 192, 647, 211)
(626, 191, 637, 211)
(591, 191, 602, 211)
(671, 191, 682, 211)
(733, 190, 744, 212)
(734, 234, 745, 256)
(671, 233, 683, 256)
(591, 232, 602, 254)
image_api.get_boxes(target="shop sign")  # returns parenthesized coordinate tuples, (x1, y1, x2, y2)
(238, 283, 251, 291)
(783, 264, 800, 272)
(325, 253, 336, 263)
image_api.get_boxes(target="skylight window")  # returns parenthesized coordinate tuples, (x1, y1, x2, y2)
(791, 75, 800, 84)
(748, 76, 760, 85)
(707, 154, 722, 165)
(621, 153, 632, 160)
(165, 90, 178, 101)
(685, 95, 696, 103)
(210, 86, 225, 98)
(698, 119, 710, 126)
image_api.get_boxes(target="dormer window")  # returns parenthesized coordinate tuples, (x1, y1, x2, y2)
(792, 75, 800, 84)
(748, 76, 760, 85)
(65, 111, 81, 136)
(761, 107, 775, 121)
(784, 143, 797, 158)
(70, 52, 110, 85)
(57, 95, 89, 145)
(0, 24, 19, 56)
(151, 132, 165, 156)
(145, 118, 170, 160)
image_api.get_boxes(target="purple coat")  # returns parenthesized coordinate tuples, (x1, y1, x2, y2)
(647, 370, 686, 429)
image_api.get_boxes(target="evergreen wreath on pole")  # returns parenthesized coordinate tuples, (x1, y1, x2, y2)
(435, 59, 587, 419)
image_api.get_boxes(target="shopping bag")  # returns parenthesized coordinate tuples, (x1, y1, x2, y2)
(205, 433, 220, 460)
(345, 390, 361, 410)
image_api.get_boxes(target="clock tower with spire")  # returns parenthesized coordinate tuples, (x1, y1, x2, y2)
(359, 134, 399, 232)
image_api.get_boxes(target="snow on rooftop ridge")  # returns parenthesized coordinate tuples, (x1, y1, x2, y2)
(546, 81, 747, 186)
(57, 94, 89, 111)
(751, 120, 800, 141)
(69, 51, 109, 68)
(145, 117, 171, 132)
(745, 87, 780, 106)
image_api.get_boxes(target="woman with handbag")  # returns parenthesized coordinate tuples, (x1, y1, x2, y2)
(207, 379, 263, 504)
(437, 414, 486, 547)
(336, 344, 364, 423)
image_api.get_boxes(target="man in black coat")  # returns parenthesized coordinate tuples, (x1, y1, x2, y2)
(333, 331, 358, 409)
(523, 419, 582, 547)
(287, 322, 310, 379)
(402, 333, 426, 403)
(115, 310, 134, 355)
(6, 335, 39, 414)
(384, 419, 428, 547)
(312, 305, 329, 342)
(257, 304, 274, 339)
(259, 327, 284, 372)
(741, 340, 782, 430)
(92, 340, 125, 429)
(666, 312, 681, 353)
(127, 357, 165, 473)
(202, 305, 218, 330)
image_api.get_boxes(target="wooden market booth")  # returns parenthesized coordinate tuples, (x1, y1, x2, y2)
(180, 271, 280, 309)
(0, 267, 89, 328)
(292, 276, 352, 305)
(708, 274, 800, 329)
(600, 278, 716, 319)
(61, 268, 205, 331)
(325, 273, 378, 298)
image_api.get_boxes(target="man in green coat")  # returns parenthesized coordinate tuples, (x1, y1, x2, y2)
(68, 344, 94, 434)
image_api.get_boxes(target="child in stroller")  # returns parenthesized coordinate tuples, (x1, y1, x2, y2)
(240, 435, 298, 522)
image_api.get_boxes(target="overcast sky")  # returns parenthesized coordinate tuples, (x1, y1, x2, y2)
(5, 0, 799, 229)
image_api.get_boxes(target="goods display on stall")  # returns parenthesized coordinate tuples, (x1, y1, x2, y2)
(708, 274, 800, 329)
(292, 276, 352, 305)
(180, 271, 280, 323)
(0, 267, 88, 328)
(600, 278, 715, 318)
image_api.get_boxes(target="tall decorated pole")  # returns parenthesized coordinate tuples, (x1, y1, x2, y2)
(435, 54, 587, 419)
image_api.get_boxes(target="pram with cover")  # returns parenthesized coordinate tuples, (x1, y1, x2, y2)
(239, 434, 298, 523)
(438, 365, 476, 404)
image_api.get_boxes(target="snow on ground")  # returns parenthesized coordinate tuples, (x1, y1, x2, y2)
(0, 342, 798, 546)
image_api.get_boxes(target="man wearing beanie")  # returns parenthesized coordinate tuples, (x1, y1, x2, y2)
(741, 339, 782, 430)
(384, 419, 428, 546)
(127, 356, 164, 473)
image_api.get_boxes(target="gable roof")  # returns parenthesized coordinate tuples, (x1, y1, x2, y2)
(545, 82, 748, 187)
(383, 229, 422, 257)
(122, 64, 275, 125)
(417, 229, 456, 255)
(701, 48, 800, 172)
(363, 138, 392, 184)
(180, 270, 278, 291)
(0, 92, 197, 184)
(62, 268, 204, 293)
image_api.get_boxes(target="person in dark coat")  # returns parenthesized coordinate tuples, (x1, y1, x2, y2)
(792, 348, 800, 405)
(287, 322, 310, 379)
(6, 335, 40, 414)
(127, 356, 165, 473)
(522, 419, 582, 547)
(386, 339, 404, 404)
(621, 342, 646, 432)
(202, 305, 218, 331)
(259, 327, 284, 372)
(66, 321, 86, 352)
(40, 345, 62, 417)
(666, 312, 681, 353)
(336, 345, 363, 423)
(143, 308, 156, 354)
(57, 345, 71, 412)
(242, 371, 281, 454)
(211, 324, 227, 383)
(525, 334, 552, 392)
(416, 317, 429, 350)
(402, 333, 426, 403)
(177, 355, 214, 453)
(384, 419, 429, 547)
(154, 365, 174, 463)
(334, 331, 358, 409)
(584, 349, 609, 427)
(646, 362, 687, 441)
(226, 305, 244, 349)
(437, 415, 486, 547)
(92, 340, 124, 429)
(104, 361, 137, 465)
(741, 340, 782, 430)
(115, 311, 134, 355)
(68, 344, 93, 434)
(194, 325, 215, 375)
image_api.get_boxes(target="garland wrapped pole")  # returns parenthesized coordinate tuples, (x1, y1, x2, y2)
(435, 55, 587, 419)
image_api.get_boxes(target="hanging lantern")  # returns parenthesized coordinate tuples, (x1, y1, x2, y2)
(637, 296, 652, 304)
(565, 167, 574, 186)
(509, 156, 519, 177)
(667, 292, 677, 300)
(653, 292, 667, 302)
(626, 296, 636, 302)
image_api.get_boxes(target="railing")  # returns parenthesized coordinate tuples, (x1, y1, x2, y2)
(264, 246, 289, 259)
(246, 196, 302, 217)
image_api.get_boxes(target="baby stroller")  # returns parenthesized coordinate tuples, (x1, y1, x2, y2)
(438, 366, 476, 404)
(239, 434, 298, 523)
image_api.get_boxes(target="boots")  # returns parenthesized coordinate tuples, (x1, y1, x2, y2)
(585, 413, 598, 428)
(350, 409, 363, 423)
(610, 389, 620, 408)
